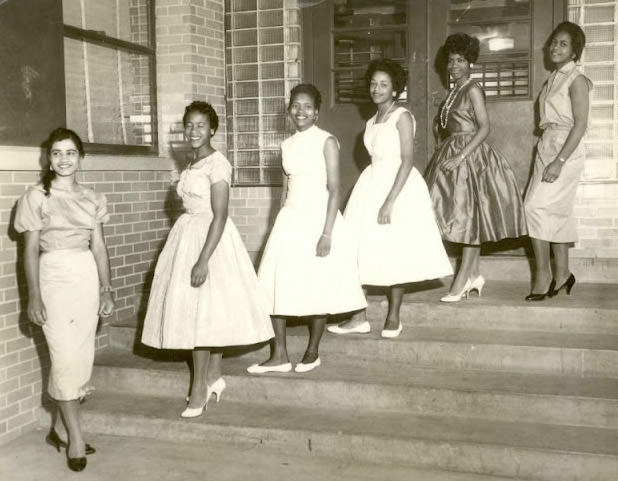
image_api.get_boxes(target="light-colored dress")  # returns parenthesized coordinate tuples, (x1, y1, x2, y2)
(525, 61, 592, 242)
(258, 126, 367, 316)
(15, 184, 109, 401)
(345, 107, 453, 286)
(141, 152, 274, 349)
(425, 82, 527, 244)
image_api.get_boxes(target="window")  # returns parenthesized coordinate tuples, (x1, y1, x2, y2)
(62, 0, 157, 154)
(569, 0, 618, 180)
(447, 0, 533, 99)
(225, 0, 302, 185)
(332, 0, 408, 103)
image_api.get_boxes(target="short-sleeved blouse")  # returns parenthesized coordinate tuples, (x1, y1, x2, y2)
(14, 185, 109, 252)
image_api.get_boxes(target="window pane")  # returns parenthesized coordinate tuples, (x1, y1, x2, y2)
(448, 0, 530, 23)
(63, 0, 152, 47)
(334, 0, 407, 28)
(64, 38, 154, 147)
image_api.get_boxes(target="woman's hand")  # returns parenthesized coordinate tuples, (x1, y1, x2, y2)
(316, 235, 332, 257)
(440, 154, 465, 172)
(191, 259, 209, 287)
(99, 292, 115, 318)
(542, 159, 564, 183)
(378, 201, 394, 224)
(27, 297, 47, 326)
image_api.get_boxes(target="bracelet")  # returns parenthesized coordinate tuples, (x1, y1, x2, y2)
(320, 234, 331, 239)
(100, 285, 113, 294)
(557, 156, 566, 163)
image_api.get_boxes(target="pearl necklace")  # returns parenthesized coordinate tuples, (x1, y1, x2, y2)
(375, 101, 396, 124)
(439, 78, 471, 129)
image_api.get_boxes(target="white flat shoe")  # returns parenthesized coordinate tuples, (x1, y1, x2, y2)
(327, 321, 371, 335)
(294, 358, 321, 373)
(180, 401, 207, 418)
(381, 323, 402, 338)
(247, 362, 292, 374)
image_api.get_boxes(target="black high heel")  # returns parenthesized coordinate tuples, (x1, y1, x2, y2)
(46, 428, 96, 455)
(66, 447, 87, 472)
(525, 279, 556, 301)
(550, 273, 575, 297)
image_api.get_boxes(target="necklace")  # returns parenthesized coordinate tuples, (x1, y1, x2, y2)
(439, 78, 471, 129)
(375, 101, 396, 124)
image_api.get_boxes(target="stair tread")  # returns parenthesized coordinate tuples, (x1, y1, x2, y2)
(1, 430, 514, 481)
(83, 390, 618, 456)
(111, 280, 618, 328)
(95, 348, 618, 400)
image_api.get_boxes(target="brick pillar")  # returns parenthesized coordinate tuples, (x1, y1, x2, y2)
(156, 0, 226, 157)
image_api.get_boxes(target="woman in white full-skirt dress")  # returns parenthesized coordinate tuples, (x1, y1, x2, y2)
(141, 101, 274, 417)
(328, 59, 452, 338)
(248, 84, 367, 374)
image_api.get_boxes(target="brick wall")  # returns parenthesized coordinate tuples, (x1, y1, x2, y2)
(572, 182, 618, 258)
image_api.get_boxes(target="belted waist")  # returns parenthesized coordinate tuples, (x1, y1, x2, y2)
(449, 130, 476, 136)
(541, 123, 572, 132)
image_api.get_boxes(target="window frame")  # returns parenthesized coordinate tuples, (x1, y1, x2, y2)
(62, 2, 158, 155)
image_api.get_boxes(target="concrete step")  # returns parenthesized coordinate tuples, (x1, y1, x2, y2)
(4, 429, 516, 481)
(109, 323, 618, 378)
(93, 349, 618, 429)
(79, 390, 618, 481)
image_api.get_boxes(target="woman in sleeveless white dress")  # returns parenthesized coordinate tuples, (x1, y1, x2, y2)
(329, 59, 452, 338)
(248, 84, 366, 374)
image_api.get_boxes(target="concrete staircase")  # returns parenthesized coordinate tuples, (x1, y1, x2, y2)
(82, 281, 618, 480)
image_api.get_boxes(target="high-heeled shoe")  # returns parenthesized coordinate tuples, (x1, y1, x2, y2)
(440, 278, 472, 303)
(66, 445, 87, 472)
(180, 399, 208, 418)
(525, 279, 556, 301)
(206, 377, 226, 403)
(46, 428, 95, 455)
(550, 273, 575, 297)
(468, 275, 485, 297)
(381, 322, 402, 338)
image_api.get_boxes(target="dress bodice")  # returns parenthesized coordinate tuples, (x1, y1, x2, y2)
(441, 82, 481, 135)
(281, 125, 335, 209)
(364, 107, 415, 171)
(177, 151, 232, 215)
(539, 61, 592, 131)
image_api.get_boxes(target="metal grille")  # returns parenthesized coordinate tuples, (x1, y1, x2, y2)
(569, 0, 618, 180)
(225, 0, 302, 186)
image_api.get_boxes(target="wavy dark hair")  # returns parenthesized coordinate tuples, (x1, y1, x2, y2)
(42, 128, 84, 197)
(365, 58, 407, 100)
(182, 101, 219, 133)
(550, 21, 586, 62)
(289, 83, 322, 110)
(443, 32, 480, 64)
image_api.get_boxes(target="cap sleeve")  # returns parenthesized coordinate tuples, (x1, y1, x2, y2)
(95, 192, 110, 224)
(14, 186, 45, 233)
(209, 153, 232, 185)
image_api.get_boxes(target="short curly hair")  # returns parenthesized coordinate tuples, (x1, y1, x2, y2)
(444, 32, 480, 64)
(365, 58, 407, 100)
(550, 21, 586, 62)
(289, 83, 322, 110)
(182, 101, 219, 133)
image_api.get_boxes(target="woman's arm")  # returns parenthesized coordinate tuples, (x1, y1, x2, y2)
(316, 136, 341, 257)
(23, 231, 46, 326)
(542, 75, 590, 183)
(90, 224, 115, 317)
(378, 111, 415, 224)
(441, 85, 489, 171)
(280, 172, 289, 209)
(191, 180, 229, 287)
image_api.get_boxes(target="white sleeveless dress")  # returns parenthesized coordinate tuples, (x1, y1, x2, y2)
(345, 107, 453, 286)
(258, 126, 367, 316)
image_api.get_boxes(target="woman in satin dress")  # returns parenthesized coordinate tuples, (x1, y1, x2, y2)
(425, 33, 527, 302)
